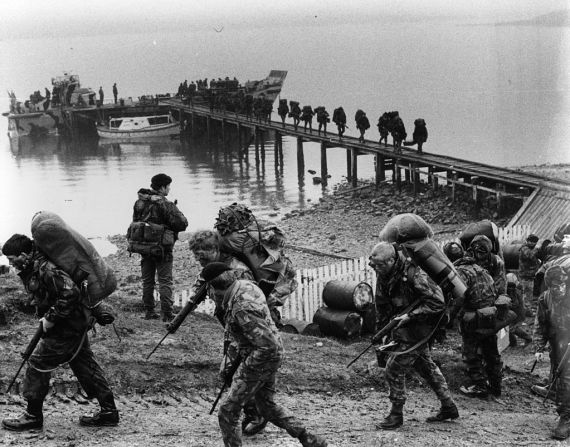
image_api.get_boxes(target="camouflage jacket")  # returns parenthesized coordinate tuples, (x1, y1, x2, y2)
(453, 257, 497, 312)
(375, 255, 445, 343)
(222, 280, 283, 366)
(132, 188, 188, 239)
(477, 253, 506, 295)
(518, 244, 540, 279)
(533, 289, 570, 352)
(18, 251, 87, 333)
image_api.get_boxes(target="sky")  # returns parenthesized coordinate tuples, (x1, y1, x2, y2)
(1, 0, 568, 39)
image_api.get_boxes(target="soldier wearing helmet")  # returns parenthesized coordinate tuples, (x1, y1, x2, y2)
(469, 235, 507, 295)
(443, 241, 464, 263)
(532, 265, 570, 440)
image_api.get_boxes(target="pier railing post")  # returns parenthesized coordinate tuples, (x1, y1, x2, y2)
(413, 163, 420, 195)
(451, 171, 457, 202)
(375, 155, 385, 189)
(346, 150, 352, 182)
(395, 158, 401, 192)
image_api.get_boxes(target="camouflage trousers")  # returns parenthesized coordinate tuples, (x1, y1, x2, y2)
(549, 343, 570, 417)
(23, 332, 115, 409)
(218, 357, 306, 447)
(385, 344, 453, 406)
(461, 332, 502, 388)
(520, 278, 535, 309)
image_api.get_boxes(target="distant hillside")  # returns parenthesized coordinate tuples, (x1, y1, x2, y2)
(497, 9, 569, 27)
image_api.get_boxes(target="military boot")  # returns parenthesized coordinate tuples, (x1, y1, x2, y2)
(242, 415, 268, 436)
(143, 309, 159, 320)
(553, 415, 570, 440)
(161, 311, 174, 323)
(79, 409, 119, 427)
(298, 429, 328, 447)
(426, 402, 459, 423)
(378, 403, 404, 430)
(2, 412, 43, 431)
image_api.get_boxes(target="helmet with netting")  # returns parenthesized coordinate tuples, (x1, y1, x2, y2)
(544, 265, 568, 288)
(214, 203, 255, 236)
(443, 241, 464, 262)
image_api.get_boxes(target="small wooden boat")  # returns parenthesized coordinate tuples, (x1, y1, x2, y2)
(97, 114, 179, 139)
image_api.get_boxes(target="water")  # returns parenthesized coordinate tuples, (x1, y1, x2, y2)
(1, 21, 569, 242)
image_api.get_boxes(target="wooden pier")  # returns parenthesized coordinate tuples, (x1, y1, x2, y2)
(159, 98, 570, 216)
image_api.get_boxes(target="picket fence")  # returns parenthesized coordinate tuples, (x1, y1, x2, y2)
(169, 224, 530, 322)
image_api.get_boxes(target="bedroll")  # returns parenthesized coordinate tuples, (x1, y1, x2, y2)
(31, 211, 117, 307)
(459, 220, 501, 256)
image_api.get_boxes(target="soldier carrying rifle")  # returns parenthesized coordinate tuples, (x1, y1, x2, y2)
(368, 241, 458, 430)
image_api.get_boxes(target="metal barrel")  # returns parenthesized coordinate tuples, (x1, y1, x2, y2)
(313, 306, 362, 338)
(322, 280, 373, 311)
(281, 319, 311, 334)
(358, 305, 376, 334)
(503, 243, 524, 270)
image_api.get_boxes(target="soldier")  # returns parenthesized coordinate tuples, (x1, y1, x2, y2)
(519, 234, 541, 310)
(1, 234, 119, 431)
(289, 101, 302, 131)
(98, 86, 104, 105)
(186, 231, 267, 436)
(470, 235, 507, 295)
(332, 106, 347, 138)
(355, 110, 370, 143)
(506, 273, 532, 347)
(377, 113, 390, 146)
(315, 107, 330, 135)
(202, 262, 328, 447)
(451, 248, 503, 398)
(131, 173, 188, 321)
(532, 265, 570, 440)
(301, 105, 314, 132)
(277, 100, 289, 127)
(369, 242, 458, 430)
(112, 83, 118, 104)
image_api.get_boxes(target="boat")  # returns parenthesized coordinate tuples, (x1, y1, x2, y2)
(96, 114, 179, 139)
(178, 70, 288, 110)
(5, 73, 97, 138)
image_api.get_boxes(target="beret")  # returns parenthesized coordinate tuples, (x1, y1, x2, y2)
(201, 262, 231, 282)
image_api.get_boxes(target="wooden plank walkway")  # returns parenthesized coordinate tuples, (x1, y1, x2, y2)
(160, 97, 570, 194)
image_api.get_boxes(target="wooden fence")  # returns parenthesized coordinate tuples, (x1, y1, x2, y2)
(168, 224, 530, 322)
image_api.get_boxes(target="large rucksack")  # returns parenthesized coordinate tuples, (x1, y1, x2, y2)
(214, 203, 295, 300)
(31, 211, 117, 322)
(126, 221, 175, 258)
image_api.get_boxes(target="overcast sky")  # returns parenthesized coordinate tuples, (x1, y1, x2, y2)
(2, 0, 568, 36)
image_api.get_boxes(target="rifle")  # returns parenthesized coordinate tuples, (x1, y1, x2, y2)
(6, 322, 43, 393)
(209, 354, 243, 415)
(347, 298, 421, 368)
(543, 342, 570, 405)
(146, 283, 208, 360)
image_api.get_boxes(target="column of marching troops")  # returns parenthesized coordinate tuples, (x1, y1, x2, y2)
(1, 172, 569, 445)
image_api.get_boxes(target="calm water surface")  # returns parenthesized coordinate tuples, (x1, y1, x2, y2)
(0, 21, 569, 241)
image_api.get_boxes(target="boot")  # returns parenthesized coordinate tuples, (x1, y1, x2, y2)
(2, 412, 43, 431)
(426, 402, 459, 423)
(242, 415, 268, 436)
(143, 309, 159, 320)
(298, 429, 328, 447)
(553, 415, 570, 440)
(459, 383, 488, 398)
(161, 311, 174, 323)
(378, 403, 403, 430)
(79, 409, 119, 427)
(531, 385, 556, 401)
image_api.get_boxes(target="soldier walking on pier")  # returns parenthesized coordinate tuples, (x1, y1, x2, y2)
(332, 107, 347, 138)
(355, 110, 370, 143)
(113, 83, 118, 104)
(98, 87, 104, 106)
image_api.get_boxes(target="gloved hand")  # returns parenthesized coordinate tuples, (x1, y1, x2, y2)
(394, 313, 410, 329)
(40, 317, 55, 333)
(535, 351, 545, 362)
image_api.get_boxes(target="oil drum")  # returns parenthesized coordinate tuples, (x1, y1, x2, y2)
(281, 319, 322, 336)
(502, 243, 523, 270)
(313, 306, 362, 338)
(322, 280, 373, 311)
(358, 304, 376, 334)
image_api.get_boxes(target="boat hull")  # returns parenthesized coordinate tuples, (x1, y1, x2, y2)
(96, 122, 179, 139)
(6, 111, 60, 138)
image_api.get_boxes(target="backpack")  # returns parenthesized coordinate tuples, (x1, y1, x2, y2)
(214, 203, 294, 299)
(126, 221, 175, 258)
(31, 211, 117, 324)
